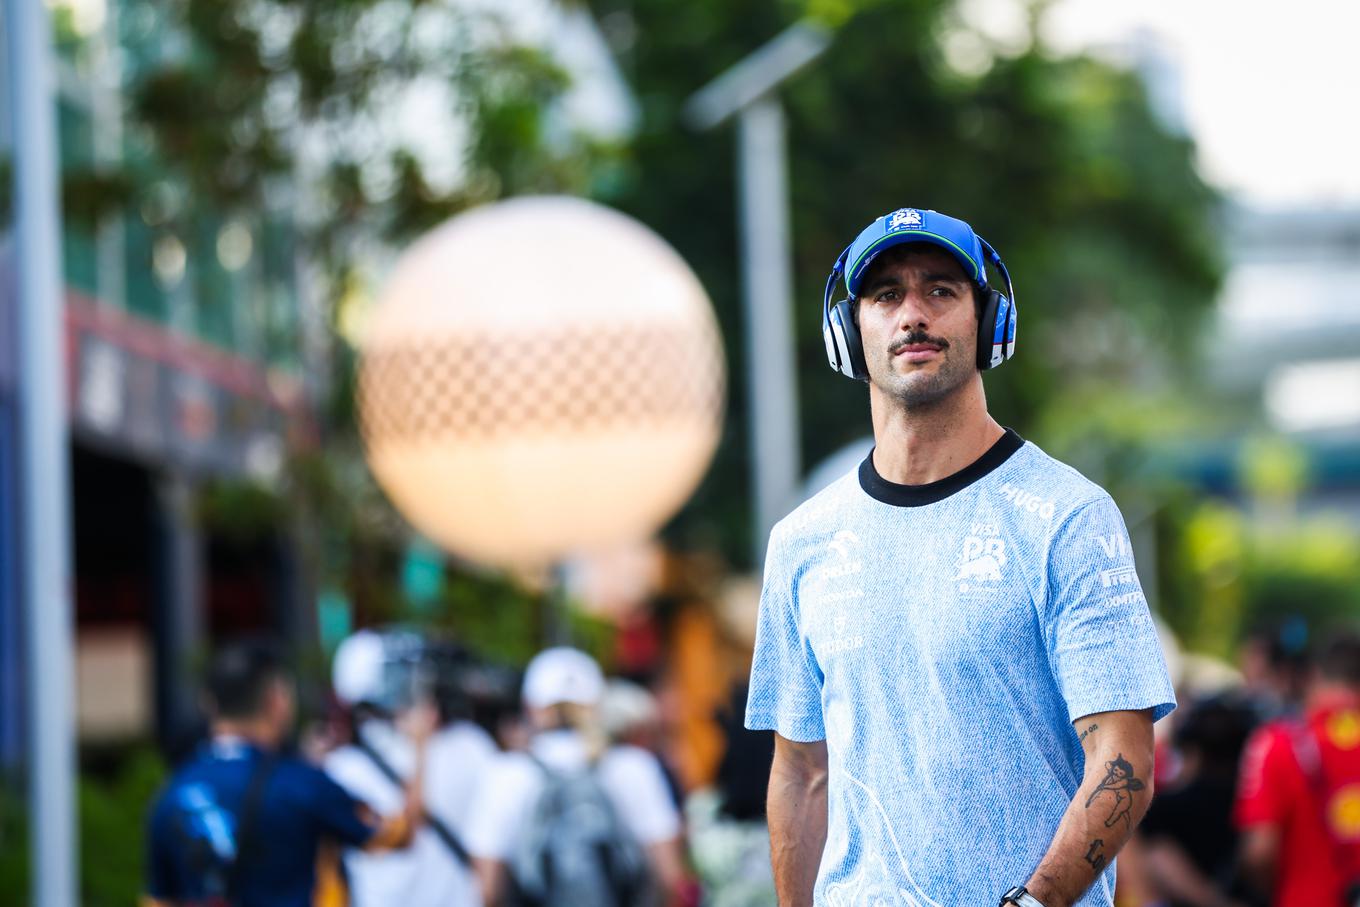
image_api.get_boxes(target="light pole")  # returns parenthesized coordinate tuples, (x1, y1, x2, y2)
(5, 0, 78, 903)
(684, 22, 830, 567)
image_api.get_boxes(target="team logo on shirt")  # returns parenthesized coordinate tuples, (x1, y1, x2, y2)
(1328, 784, 1360, 839)
(999, 483, 1055, 519)
(955, 523, 1006, 591)
(1327, 710, 1360, 750)
(1093, 533, 1131, 560)
(817, 530, 865, 655)
(1099, 566, 1138, 588)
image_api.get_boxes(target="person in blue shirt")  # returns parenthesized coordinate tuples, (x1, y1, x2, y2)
(145, 641, 432, 907)
(746, 208, 1176, 907)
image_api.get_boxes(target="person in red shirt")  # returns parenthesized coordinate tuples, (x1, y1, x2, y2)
(1236, 633, 1360, 907)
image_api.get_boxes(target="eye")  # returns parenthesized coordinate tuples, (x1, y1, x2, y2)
(874, 288, 901, 303)
(928, 286, 956, 297)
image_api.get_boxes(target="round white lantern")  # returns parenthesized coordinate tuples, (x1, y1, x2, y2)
(357, 196, 725, 569)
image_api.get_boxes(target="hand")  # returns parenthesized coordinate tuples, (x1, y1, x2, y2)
(399, 698, 440, 745)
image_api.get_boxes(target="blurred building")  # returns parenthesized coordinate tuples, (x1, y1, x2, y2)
(1, 0, 639, 763)
(1201, 204, 1360, 521)
(1, 0, 318, 760)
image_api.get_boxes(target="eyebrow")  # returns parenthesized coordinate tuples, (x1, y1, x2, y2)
(859, 271, 968, 297)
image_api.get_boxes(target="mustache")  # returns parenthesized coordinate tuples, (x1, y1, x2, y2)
(889, 331, 950, 355)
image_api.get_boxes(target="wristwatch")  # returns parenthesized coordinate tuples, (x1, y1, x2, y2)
(999, 886, 1047, 907)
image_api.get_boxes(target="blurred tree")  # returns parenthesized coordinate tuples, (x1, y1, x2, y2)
(586, 0, 1224, 565)
(110, 0, 626, 658)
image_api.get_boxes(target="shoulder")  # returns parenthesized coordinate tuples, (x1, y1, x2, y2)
(599, 743, 665, 780)
(764, 469, 867, 572)
(275, 753, 353, 800)
(1000, 439, 1113, 526)
(772, 470, 863, 542)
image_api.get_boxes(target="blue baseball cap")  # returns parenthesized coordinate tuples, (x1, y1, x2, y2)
(842, 208, 990, 298)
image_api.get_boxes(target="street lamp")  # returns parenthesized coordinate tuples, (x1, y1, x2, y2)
(684, 21, 830, 567)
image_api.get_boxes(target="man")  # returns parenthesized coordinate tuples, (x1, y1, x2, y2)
(746, 208, 1176, 907)
(324, 629, 498, 907)
(1134, 696, 1256, 907)
(464, 647, 688, 906)
(1236, 633, 1360, 906)
(145, 641, 431, 907)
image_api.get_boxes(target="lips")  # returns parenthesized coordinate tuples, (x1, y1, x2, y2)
(893, 342, 943, 362)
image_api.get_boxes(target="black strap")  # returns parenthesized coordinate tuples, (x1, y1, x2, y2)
(225, 753, 277, 903)
(353, 735, 472, 867)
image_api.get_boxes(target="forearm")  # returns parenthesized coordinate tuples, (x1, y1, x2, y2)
(1026, 713, 1155, 907)
(767, 750, 828, 906)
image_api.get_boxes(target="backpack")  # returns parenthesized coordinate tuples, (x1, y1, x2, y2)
(506, 753, 656, 907)
(172, 754, 276, 907)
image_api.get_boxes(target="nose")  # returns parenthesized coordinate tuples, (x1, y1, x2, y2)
(896, 289, 932, 331)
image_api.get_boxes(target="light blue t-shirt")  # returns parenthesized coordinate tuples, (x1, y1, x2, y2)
(746, 429, 1175, 907)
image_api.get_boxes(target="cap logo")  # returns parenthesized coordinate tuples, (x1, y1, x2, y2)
(887, 208, 923, 231)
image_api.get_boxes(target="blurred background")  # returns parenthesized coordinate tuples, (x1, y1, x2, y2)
(2, 0, 1359, 903)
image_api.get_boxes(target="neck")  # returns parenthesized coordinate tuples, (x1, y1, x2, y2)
(868, 375, 1003, 485)
(212, 718, 280, 750)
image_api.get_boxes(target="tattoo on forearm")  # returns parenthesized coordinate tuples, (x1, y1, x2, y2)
(1078, 723, 1099, 745)
(1083, 838, 1106, 873)
(1084, 753, 1146, 828)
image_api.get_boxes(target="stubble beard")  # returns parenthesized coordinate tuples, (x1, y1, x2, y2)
(872, 348, 975, 412)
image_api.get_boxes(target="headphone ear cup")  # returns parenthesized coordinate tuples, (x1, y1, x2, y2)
(830, 299, 869, 381)
(976, 288, 1003, 370)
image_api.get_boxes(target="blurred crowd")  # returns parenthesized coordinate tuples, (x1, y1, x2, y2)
(140, 618, 1360, 907)
(141, 630, 777, 907)
(1121, 621, 1360, 907)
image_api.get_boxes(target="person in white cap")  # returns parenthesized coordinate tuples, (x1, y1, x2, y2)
(464, 647, 689, 907)
(323, 629, 499, 907)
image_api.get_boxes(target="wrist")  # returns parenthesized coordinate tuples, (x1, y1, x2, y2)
(1000, 886, 1047, 907)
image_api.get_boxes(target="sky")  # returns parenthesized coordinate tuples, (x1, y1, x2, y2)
(1037, 0, 1360, 209)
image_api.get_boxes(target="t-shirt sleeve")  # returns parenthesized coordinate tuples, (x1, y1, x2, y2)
(744, 527, 826, 741)
(1044, 496, 1177, 723)
(1235, 725, 1297, 828)
(303, 764, 378, 848)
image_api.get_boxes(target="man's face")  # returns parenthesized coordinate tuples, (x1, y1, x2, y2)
(855, 244, 979, 408)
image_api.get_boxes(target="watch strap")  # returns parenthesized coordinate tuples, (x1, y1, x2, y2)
(1000, 886, 1046, 907)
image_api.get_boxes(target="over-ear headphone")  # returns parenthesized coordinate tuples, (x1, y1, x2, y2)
(821, 209, 1017, 381)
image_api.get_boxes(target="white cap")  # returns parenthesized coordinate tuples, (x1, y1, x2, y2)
(522, 647, 605, 709)
(332, 630, 387, 707)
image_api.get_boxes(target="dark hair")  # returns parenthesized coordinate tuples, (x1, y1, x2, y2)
(1318, 633, 1360, 688)
(1175, 695, 1257, 773)
(207, 641, 289, 720)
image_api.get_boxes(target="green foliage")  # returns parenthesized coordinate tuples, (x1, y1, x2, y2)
(0, 748, 168, 907)
(1161, 501, 1360, 658)
(587, 0, 1223, 565)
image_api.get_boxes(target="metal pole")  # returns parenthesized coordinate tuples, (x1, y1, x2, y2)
(5, 0, 78, 903)
(736, 97, 802, 565)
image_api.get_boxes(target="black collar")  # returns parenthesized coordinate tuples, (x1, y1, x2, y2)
(859, 428, 1024, 507)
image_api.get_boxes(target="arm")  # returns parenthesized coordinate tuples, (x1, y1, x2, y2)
(1237, 825, 1280, 899)
(364, 701, 438, 851)
(767, 733, 829, 907)
(473, 857, 508, 907)
(1141, 837, 1247, 907)
(1024, 709, 1155, 907)
(646, 837, 692, 906)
